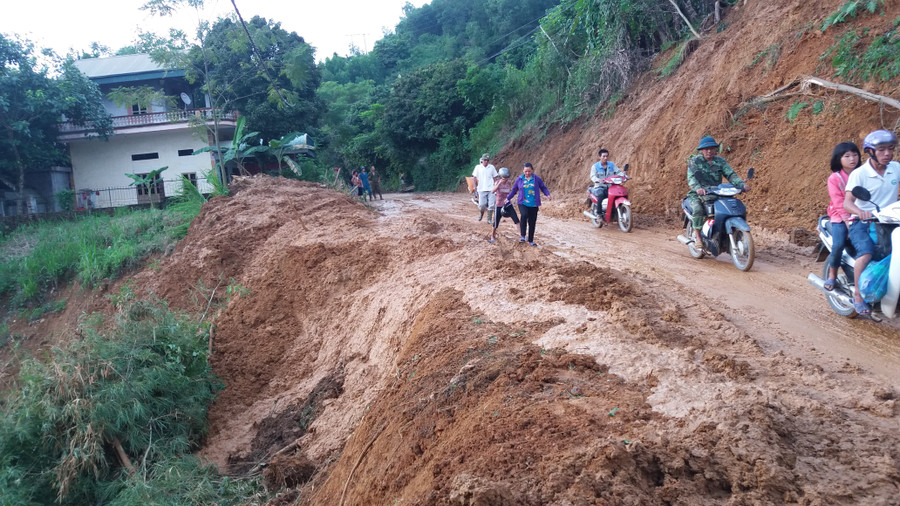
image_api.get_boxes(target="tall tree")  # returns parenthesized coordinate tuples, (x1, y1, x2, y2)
(0, 35, 111, 215)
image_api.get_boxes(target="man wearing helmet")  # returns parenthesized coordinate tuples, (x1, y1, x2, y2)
(472, 153, 499, 223)
(842, 129, 899, 314)
(589, 149, 623, 217)
(686, 136, 749, 245)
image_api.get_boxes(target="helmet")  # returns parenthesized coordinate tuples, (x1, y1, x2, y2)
(697, 136, 719, 150)
(481, 153, 491, 161)
(863, 129, 897, 151)
(498, 167, 510, 178)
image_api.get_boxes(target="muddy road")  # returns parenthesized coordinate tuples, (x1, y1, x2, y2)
(385, 192, 900, 383)
(140, 179, 898, 504)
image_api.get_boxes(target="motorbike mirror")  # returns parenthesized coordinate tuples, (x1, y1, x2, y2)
(623, 163, 629, 172)
(851, 186, 872, 202)
(746, 167, 754, 179)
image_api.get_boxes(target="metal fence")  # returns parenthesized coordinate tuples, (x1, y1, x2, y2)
(76, 177, 216, 210)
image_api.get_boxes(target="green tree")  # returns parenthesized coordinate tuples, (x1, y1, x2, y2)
(0, 35, 112, 215)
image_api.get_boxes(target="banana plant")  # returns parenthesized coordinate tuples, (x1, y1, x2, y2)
(267, 132, 302, 177)
(125, 166, 168, 208)
(194, 116, 265, 177)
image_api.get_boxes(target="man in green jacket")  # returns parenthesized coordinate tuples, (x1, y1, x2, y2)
(686, 136, 750, 244)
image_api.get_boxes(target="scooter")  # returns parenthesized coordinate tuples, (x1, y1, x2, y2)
(676, 168, 755, 271)
(583, 163, 633, 232)
(807, 186, 900, 319)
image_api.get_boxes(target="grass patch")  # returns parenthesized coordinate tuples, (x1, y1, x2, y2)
(0, 183, 207, 306)
(0, 298, 263, 504)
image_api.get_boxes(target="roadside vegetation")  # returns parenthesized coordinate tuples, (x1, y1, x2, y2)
(0, 295, 265, 505)
(0, 178, 207, 308)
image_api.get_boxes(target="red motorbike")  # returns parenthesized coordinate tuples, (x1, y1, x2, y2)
(583, 164, 633, 232)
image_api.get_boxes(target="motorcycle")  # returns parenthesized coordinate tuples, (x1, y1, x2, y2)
(807, 186, 900, 319)
(676, 168, 755, 271)
(582, 163, 633, 232)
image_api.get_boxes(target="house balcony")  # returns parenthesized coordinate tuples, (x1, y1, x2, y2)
(58, 108, 238, 142)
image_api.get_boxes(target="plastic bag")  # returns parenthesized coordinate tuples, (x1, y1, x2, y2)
(859, 254, 891, 303)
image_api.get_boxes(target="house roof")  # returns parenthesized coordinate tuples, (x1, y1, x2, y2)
(74, 53, 185, 85)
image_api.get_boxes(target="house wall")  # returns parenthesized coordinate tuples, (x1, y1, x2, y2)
(69, 130, 215, 208)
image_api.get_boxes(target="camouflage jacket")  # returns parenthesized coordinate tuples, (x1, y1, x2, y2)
(686, 155, 744, 196)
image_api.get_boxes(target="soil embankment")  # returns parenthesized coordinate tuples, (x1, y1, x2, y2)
(131, 176, 898, 504)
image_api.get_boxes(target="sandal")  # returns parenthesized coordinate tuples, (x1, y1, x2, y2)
(823, 278, 835, 291)
(852, 300, 871, 315)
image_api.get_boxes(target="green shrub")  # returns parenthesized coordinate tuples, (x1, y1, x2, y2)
(823, 25, 900, 83)
(0, 300, 238, 505)
(786, 101, 809, 123)
(55, 190, 76, 211)
(821, 0, 885, 31)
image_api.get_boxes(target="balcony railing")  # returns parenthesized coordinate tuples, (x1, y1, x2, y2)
(59, 108, 237, 134)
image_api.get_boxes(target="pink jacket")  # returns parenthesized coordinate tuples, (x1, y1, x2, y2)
(827, 170, 851, 223)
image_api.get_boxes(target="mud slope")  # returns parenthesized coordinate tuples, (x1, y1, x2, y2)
(493, 0, 900, 233)
(132, 177, 898, 505)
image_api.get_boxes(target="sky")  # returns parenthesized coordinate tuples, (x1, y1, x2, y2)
(0, 0, 428, 61)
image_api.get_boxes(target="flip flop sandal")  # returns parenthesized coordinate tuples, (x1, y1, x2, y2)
(852, 300, 871, 315)
(823, 278, 835, 291)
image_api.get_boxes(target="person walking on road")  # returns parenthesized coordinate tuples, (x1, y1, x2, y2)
(505, 162, 551, 246)
(369, 165, 383, 200)
(359, 166, 373, 201)
(472, 153, 498, 223)
(489, 167, 519, 243)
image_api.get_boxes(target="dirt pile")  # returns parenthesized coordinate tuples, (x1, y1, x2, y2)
(124, 175, 899, 504)
(492, 0, 900, 234)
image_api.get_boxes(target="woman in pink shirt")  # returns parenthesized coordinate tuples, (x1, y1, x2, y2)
(824, 142, 861, 290)
(489, 167, 519, 243)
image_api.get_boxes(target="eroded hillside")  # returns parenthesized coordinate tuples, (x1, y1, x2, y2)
(493, 0, 900, 234)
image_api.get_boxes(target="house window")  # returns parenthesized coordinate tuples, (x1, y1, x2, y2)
(178, 149, 194, 157)
(135, 173, 163, 196)
(183, 172, 197, 187)
(131, 152, 159, 161)
(131, 104, 148, 115)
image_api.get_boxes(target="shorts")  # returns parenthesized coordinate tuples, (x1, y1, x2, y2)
(847, 220, 874, 258)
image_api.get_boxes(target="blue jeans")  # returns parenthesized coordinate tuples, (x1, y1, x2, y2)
(828, 221, 848, 269)
(848, 220, 875, 258)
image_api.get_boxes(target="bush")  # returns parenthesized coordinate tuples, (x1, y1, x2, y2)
(0, 299, 246, 505)
(56, 190, 76, 211)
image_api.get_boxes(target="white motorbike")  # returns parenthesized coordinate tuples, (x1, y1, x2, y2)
(808, 187, 900, 319)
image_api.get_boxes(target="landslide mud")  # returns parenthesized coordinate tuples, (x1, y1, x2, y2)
(130, 177, 899, 504)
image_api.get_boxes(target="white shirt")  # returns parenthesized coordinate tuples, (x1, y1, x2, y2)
(472, 163, 498, 192)
(846, 159, 900, 214)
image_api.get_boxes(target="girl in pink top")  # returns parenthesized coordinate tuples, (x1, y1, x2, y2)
(489, 167, 519, 243)
(824, 142, 861, 290)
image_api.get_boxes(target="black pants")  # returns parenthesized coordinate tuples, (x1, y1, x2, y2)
(518, 204, 539, 242)
(493, 204, 520, 228)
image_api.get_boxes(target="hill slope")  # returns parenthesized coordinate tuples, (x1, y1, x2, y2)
(493, 0, 899, 233)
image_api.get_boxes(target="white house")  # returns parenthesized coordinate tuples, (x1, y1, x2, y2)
(59, 53, 237, 209)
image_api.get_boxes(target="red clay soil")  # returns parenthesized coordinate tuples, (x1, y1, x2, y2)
(4, 1, 900, 504)
(119, 174, 897, 505)
(493, 0, 900, 235)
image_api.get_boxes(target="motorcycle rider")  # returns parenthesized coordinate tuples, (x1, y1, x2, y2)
(842, 129, 899, 314)
(589, 149, 623, 214)
(686, 136, 750, 245)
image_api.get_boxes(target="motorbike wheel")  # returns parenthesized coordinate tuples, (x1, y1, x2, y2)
(821, 262, 858, 317)
(730, 230, 755, 271)
(617, 205, 633, 233)
(591, 204, 602, 228)
(686, 222, 705, 259)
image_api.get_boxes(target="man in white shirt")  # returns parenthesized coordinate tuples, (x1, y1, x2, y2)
(472, 153, 498, 222)
(843, 129, 899, 314)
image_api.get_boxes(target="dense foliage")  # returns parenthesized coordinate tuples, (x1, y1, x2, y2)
(314, 0, 718, 190)
(0, 35, 112, 214)
(0, 298, 256, 504)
